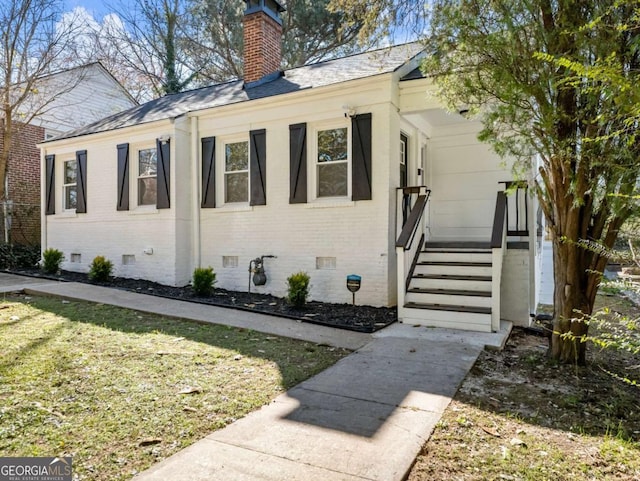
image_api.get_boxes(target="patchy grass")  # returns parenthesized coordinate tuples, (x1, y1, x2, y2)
(409, 292, 640, 480)
(0, 294, 349, 480)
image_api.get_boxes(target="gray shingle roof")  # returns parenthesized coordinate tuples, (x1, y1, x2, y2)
(401, 67, 426, 81)
(50, 42, 423, 142)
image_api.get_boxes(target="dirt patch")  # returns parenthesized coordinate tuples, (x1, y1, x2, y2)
(409, 293, 640, 480)
(7, 268, 396, 333)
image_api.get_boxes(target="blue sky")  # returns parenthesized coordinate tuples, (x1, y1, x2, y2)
(62, 0, 420, 45)
(64, 0, 111, 17)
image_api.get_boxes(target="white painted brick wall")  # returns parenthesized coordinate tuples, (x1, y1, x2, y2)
(43, 81, 397, 306)
(44, 121, 182, 287)
(198, 96, 394, 307)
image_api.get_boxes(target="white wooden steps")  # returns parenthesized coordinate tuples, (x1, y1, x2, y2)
(401, 242, 495, 332)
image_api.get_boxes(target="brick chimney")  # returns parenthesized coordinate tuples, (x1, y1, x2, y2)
(243, 0, 285, 85)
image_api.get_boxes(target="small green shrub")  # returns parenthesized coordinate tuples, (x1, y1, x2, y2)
(42, 248, 64, 274)
(0, 244, 41, 269)
(192, 266, 216, 296)
(287, 271, 310, 308)
(89, 255, 113, 282)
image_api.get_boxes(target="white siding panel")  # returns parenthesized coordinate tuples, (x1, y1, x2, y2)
(430, 143, 500, 175)
(432, 174, 500, 201)
(427, 131, 513, 242)
(432, 199, 494, 227)
(30, 64, 136, 133)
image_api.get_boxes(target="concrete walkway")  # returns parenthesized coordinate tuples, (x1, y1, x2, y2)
(0, 274, 368, 350)
(0, 273, 511, 481)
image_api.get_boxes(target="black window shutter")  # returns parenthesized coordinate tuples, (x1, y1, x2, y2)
(201, 137, 216, 208)
(250, 129, 267, 206)
(289, 123, 307, 204)
(76, 150, 87, 213)
(156, 139, 171, 209)
(117, 143, 129, 211)
(352, 113, 373, 201)
(45, 154, 55, 215)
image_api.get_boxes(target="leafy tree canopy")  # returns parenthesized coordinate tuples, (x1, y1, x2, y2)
(80, 0, 367, 98)
(332, 0, 640, 364)
(187, 0, 365, 84)
(0, 0, 83, 201)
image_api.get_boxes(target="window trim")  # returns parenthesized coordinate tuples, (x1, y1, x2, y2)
(218, 135, 250, 207)
(311, 121, 351, 202)
(62, 159, 77, 211)
(136, 146, 158, 208)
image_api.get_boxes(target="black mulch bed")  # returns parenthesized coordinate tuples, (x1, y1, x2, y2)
(7, 268, 397, 333)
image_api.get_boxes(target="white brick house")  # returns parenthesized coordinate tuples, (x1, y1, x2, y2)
(40, 0, 543, 332)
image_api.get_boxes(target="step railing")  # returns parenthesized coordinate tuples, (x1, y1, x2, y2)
(396, 186, 424, 235)
(499, 180, 529, 237)
(490, 190, 507, 331)
(396, 186, 430, 319)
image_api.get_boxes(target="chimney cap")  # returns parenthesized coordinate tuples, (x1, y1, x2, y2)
(244, 0, 286, 16)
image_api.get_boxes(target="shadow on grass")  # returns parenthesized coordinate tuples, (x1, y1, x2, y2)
(0, 318, 64, 371)
(454, 327, 640, 441)
(4, 294, 471, 441)
(8, 294, 347, 393)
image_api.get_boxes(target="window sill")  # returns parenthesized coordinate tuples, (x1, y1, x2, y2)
(130, 206, 159, 215)
(306, 199, 355, 209)
(211, 204, 253, 213)
(55, 210, 77, 218)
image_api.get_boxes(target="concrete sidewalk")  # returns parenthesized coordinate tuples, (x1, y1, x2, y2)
(0, 274, 368, 350)
(0, 273, 511, 480)
(133, 323, 509, 481)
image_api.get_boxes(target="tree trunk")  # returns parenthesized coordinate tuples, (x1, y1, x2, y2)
(0, 115, 11, 202)
(550, 234, 593, 365)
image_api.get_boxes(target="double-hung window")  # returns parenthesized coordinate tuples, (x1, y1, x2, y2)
(63, 160, 77, 210)
(289, 114, 370, 205)
(316, 127, 348, 198)
(224, 140, 249, 203)
(138, 148, 157, 206)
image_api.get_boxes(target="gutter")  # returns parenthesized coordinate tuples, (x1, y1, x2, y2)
(40, 149, 46, 253)
(191, 116, 201, 270)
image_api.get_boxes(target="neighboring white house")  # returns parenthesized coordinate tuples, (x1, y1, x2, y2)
(40, 0, 542, 332)
(26, 62, 138, 139)
(3, 62, 137, 245)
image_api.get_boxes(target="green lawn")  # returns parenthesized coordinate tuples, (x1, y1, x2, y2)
(0, 294, 349, 480)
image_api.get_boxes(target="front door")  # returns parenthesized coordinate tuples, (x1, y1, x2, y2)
(400, 133, 409, 224)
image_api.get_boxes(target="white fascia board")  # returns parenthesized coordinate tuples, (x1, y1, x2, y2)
(189, 73, 395, 122)
(37, 118, 176, 151)
(393, 50, 427, 81)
